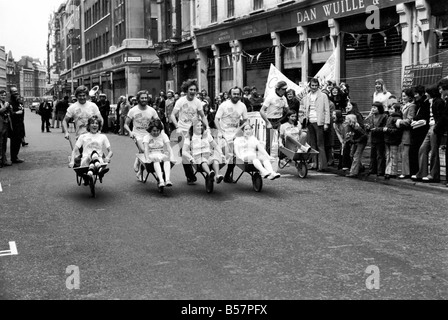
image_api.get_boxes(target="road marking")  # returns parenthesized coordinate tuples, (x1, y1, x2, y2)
(0, 241, 18, 257)
(0, 182, 2, 192)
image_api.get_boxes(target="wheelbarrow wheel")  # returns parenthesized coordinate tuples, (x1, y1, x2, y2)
(296, 161, 308, 179)
(206, 176, 214, 194)
(252, 173, 263, 192)
(89, 175, 96, 198)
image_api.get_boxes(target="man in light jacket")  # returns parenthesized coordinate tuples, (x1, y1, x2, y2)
(303, 78, 330, 171)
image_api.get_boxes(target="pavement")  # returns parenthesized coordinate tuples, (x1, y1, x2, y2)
(324, 144, 448, 194)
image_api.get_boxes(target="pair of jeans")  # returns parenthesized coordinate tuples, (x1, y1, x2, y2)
(385, 144, 399, 176)
(41, 116, 51, 132)
(350, 141, 366, 175)
(0, 125, 8, 164)
(401, 144, 411, 176)
(417, 126, 441, 180)
(307, 122, 327, 170)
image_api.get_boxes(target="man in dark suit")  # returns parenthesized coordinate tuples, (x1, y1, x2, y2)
(39, 97, 53, 133)
(0, 89, 12, 167)
(96, 93, 111, 133)
(9, 87, 26, 163)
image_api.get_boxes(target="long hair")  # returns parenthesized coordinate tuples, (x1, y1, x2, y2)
(181, 79, 198, 93)
(188, 119, 208, 138)
(86, 116, 102, 132)
(375, 79, 388, 94)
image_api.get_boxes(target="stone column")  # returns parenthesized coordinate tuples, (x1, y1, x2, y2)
(127, 66, 141, 96)
(297, 26, 309, 84)
(230, 40, 244, 88)
(211, 44, 221, 95)
(397, 3, 414, 80)
(328, 18, 341, 84)
(416, 0, 435, 64)
(195, 47, 208, 91)
(271, 32, 281, 69)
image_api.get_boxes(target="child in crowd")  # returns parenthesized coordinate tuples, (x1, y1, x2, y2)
(345, 114, 368, 178)
(69, 116, 113, 180)
(143, 120, 175, 188)
(183, 120, 224, 183)
(332, 110, 345, 169)
(234, 123, 281, 180)
(364, 102, 388, 176)
(383, 103, 403, 180)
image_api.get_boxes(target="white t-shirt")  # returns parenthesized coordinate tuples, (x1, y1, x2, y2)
(127, 105, 160, 138)
(185, 132, 214, 157)
(373, 91, 392, 107)
(263, 93, 288, 119)
(76, 133, 110, 162)
(234, 136, 260, 159)
(280, 122, 302, 140)
(65, 101, 101, 138)
(173, 96, 204, 132)
(143, 132, 169, 154)
(216, 100, 248, 138)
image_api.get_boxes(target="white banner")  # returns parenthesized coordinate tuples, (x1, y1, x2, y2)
(264, 64, 308, 99)
(314, 51, 336, 87)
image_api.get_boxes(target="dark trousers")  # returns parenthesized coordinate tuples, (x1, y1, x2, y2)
(0, 126, 8, 163)
(307, 122, 327, 170)
(10, 133, 22, 161)
(342, 142, 353, 169)
(417, 127, 441, 180)
(265, 118, 282, 156)
(41, 116, 51, 132)
(369, 141, 386, 175)
(410, 134, 426, 175)
(101, 112, 109, 132)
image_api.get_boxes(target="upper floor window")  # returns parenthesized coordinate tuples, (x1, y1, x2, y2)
(211, 0, 217, 23)
(227, 0, 234, 18)
(254, 0, 263, 10)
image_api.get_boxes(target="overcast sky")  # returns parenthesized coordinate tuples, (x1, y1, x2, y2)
(0, 0, 65, 63)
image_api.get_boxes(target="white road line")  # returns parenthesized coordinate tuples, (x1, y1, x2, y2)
(0, 241, 18, 257)
(0, 182, 2, 192)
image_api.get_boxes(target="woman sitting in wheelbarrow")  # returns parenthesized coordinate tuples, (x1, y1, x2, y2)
(234, 123, 281, 180)
(279, 110, 311, 153)
(183, 119, 225, 183)
(69, 116, 113, 180)
(143, 119, 175, 188)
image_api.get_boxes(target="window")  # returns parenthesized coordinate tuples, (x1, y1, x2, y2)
(254, 0, 263, 10)
(227, 0, 234, 17)
(211, 0, 217, 23)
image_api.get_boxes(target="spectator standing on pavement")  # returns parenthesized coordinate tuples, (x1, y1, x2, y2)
(409, 85, 430, 176)
(249, 86, 264, 112)
(345, 114, 368, 178)
(364, 102, 388, 177)
(63, 85, 103, 141)
(39, 97, 53, 133)
(303, 78, 331, 171)
(373, 78, 392, 109)
(8, 87, 26, 163)
(413, 86, 446, 183)
(437, 78, 448, 186)
(96, 93, 111, 133)
(119, 96, 132, 135)
(201, 89, 212, 107)
(329, 86, 348, 113)
(333, 110, 345, 169)
(242, 86, 253, 112)
(396, 88, 416, 179)
(164, 90, 176, 137)
(115, 96, 125, 134)
(215, 87, 248, 183)
(286, 89, 301, 116)
(383, 103, 403, 180)
(55, 96, 70, 133)
(170, 79, 209, 185)
(0, 89, 12, 167)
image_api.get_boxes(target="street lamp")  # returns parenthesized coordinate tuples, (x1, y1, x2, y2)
(147, 58, 161, 73)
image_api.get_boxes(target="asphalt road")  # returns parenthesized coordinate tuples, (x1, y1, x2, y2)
(0, 110, 447, 300)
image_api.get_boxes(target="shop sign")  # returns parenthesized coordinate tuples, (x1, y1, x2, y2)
(293, 0, 413, 26)
(125, 56, 142, 63)
(235, 21, 267, 40)
(197, 29, 235, 47)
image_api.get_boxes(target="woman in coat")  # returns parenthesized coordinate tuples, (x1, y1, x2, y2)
(397, 88, 416, 179)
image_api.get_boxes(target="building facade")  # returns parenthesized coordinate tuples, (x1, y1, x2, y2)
(0, 46, 6, 92)
(55, 0, 160, 103)
(176, 0, 448, 112)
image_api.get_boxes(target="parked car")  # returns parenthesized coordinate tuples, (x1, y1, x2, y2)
(30, 102, 40, 112)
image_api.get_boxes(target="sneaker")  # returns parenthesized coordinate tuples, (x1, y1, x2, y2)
(269, 172, 281, 180)
(216, 175, 224, 184)
(158, 181, 165, 188)
(342, 167, 349, 171)
(133, 158, 140, 173)
(165, 181, 173, 187)
(136, 171, 143, 182)
(209, 170, 216, 180)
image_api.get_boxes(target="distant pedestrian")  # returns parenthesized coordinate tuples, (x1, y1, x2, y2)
(39, 97, 53, 133)
(9, 87, 26, 163)
(0, 89, 12, 167)
(55, 96, 70, 133)
(383, 103, 403, 180)
(96, 93, 111, 133)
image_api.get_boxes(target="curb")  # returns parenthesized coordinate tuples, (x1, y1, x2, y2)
(326, 167, 448, 194)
